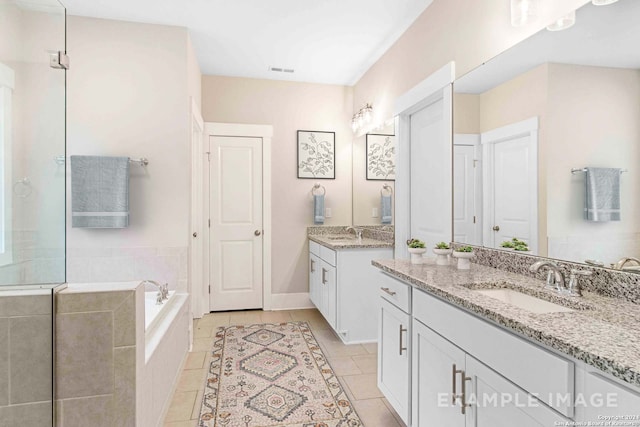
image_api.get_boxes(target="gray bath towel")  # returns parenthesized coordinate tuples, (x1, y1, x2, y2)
(314, 194, 325, 225)
(71, 156, 130, 228)
(381, 194, 392, 224)
(584, 167, 621, 222)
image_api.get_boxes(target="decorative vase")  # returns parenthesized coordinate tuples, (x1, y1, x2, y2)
(408, 247, 427, 264)
(452, 251, 475, 270)
(433, 248, 453, 265)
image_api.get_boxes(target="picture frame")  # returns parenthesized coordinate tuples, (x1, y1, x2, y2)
(366, 133, 396, 180)
(297, 130, 336, 179)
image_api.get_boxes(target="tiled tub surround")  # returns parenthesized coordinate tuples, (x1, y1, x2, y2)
(0, 288, 57, 426)
(455, 244, 640, 304)
(66, 246, 188, 292)
(308, 225, 394, 250)
(372, 258, 640, 389)
(56, 282, 190, 426)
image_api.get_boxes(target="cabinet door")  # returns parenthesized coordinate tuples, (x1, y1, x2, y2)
(412, 319, 466, 427)
(309, 253, 321, 309)
(466, 356, 568, 427)
(319, 260, 336, 329)
(580, 371, 640, 422)
(378, 298, 411, 425)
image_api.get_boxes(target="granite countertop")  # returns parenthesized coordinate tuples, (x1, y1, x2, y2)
(373, 258, 640, 389)
(309, 234, 394, 250)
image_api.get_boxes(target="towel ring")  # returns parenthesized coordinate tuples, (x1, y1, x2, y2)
(381, 184, 393, 196)
(311, 183, 326, 196)
(13, 177, 32, 198)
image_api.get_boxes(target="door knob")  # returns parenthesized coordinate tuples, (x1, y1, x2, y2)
(192, 232, 198, 238)
(254, 230, 262, 236)
(492, 225, 500, 231)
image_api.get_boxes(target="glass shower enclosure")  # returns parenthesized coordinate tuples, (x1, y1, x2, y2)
(0, 0, 66, 425)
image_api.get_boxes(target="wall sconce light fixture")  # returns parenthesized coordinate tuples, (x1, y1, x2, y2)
(351, 103, 373, 133)
(511, 0, 538, 27)
(546, 10, 576, 31)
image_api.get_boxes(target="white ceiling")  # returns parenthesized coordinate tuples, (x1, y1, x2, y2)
(60, 0, 434, 85)
(455, 0, 640, 94)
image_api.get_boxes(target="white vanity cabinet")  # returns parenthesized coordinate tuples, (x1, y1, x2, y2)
(577, 368, 640, 422)
(308, 239, 392, 343)
(378, 273, 412, 425)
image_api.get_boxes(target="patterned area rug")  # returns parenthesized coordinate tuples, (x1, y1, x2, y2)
(199, 321, 363, 427)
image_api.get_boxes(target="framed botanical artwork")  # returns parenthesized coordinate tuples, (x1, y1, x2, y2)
(366, 134, 396, 180)
(297, 130, 336, 179)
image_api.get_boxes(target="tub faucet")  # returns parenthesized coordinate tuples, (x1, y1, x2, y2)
(613, 257, 640, 270)
(141, 280, 167, 303)
(529, 261, 565, 293)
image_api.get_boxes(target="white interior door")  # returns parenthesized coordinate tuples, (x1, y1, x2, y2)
(209, 135, 263, 311)
(453, 136, 481, 245)
(482, 118, 538, 253)
(410, 96, 451, 245)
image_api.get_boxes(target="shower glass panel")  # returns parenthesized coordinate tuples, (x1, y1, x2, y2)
(0, 0, 66, 425)
(0, 0, 66, 286)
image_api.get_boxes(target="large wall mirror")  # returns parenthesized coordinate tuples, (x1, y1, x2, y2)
(352, 121, 396, 227)
(453, 0, 640, 269)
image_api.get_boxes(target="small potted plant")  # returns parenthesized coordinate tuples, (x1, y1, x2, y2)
(407, 238, 426, 264)
(452, 245, 475, 270)
(433, 242, 453, 265)
(500, 240, 515, 250)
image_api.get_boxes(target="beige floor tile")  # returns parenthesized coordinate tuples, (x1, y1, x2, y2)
(191, 338, 214, 352)
(337, 376, 357, 403)
(327, 357, 362, 376)
(184, 352, 206, 370)
(382, 397, 407, 427)
(164, 420, 198, 427)
(319, 341, 368, 358)
(193, 324, 214, 338)
(352, 354, 377, 374)
(363, 342, 378, 354)
(191, 388, 205, 420)
(165, 391, 197, 423)
(260, 311, 293, 323)
(342, 373, 384, 400)
(175, 369, 207, 393)
(353, 398, 404, 427)
(228, 310, 262, 325)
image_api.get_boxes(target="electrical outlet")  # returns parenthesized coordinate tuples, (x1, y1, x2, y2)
(325, 207, 332, 218)
(372, 208, 379, 218)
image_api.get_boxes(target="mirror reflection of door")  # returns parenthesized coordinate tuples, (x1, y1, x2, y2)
(453, 135, 481, 245)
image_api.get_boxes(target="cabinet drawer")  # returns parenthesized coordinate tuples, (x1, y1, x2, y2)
(413, 289, 575, 417)
(309, 240, 320, 256)
(379, 272, 411, 313)
(320, 245, 337, 266)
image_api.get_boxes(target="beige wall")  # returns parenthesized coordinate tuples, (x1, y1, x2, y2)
(453, 94, 480, 134)
(353, 0, 589, 128)
(546, 64, 640, 240)
(202, 75, 353, 294)
(66, 17, 199, 290)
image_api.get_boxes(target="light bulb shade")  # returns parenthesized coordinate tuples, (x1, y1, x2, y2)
(511, 0, 538, 27)
(546, 10, 576, 31)
(363, 105, 372, 123)
(592, 0, 618, 5)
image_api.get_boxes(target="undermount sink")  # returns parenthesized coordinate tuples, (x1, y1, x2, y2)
(474, 288, 575, 314)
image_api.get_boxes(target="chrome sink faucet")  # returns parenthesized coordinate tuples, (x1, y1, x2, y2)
(141, 280, 169, 304)
(613, 257, 640, 270)
(529, 261, 565, 293)
(345, 226, 363, 240)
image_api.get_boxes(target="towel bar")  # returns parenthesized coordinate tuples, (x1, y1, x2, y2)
(55, 155, 149, 166)
(571, 168, 627, 174)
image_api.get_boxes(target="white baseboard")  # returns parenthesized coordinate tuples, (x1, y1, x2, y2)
(269, 292, 314, 311)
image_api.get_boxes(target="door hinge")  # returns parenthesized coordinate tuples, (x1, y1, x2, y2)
(208, 219, 211, 227)
(206, 151, 211, 162)
(208, 284, 211, 294)
(473, 159, 478, 168)
(473, 216, 476, 224)
(49, 51, 69, 70)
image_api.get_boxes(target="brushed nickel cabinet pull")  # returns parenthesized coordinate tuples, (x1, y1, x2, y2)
(460, 370, 472, 415)
(381, 287, 397, 296)
(322, 268, 328, 284)
(310, 259, 315, 273)
(399, 324, 407, 355)
(452, 364, 463, 405)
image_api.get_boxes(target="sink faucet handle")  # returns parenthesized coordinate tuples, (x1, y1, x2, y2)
(567, 269, 592, 297)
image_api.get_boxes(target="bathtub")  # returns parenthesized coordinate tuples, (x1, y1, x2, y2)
(145, 290, 177, 330)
